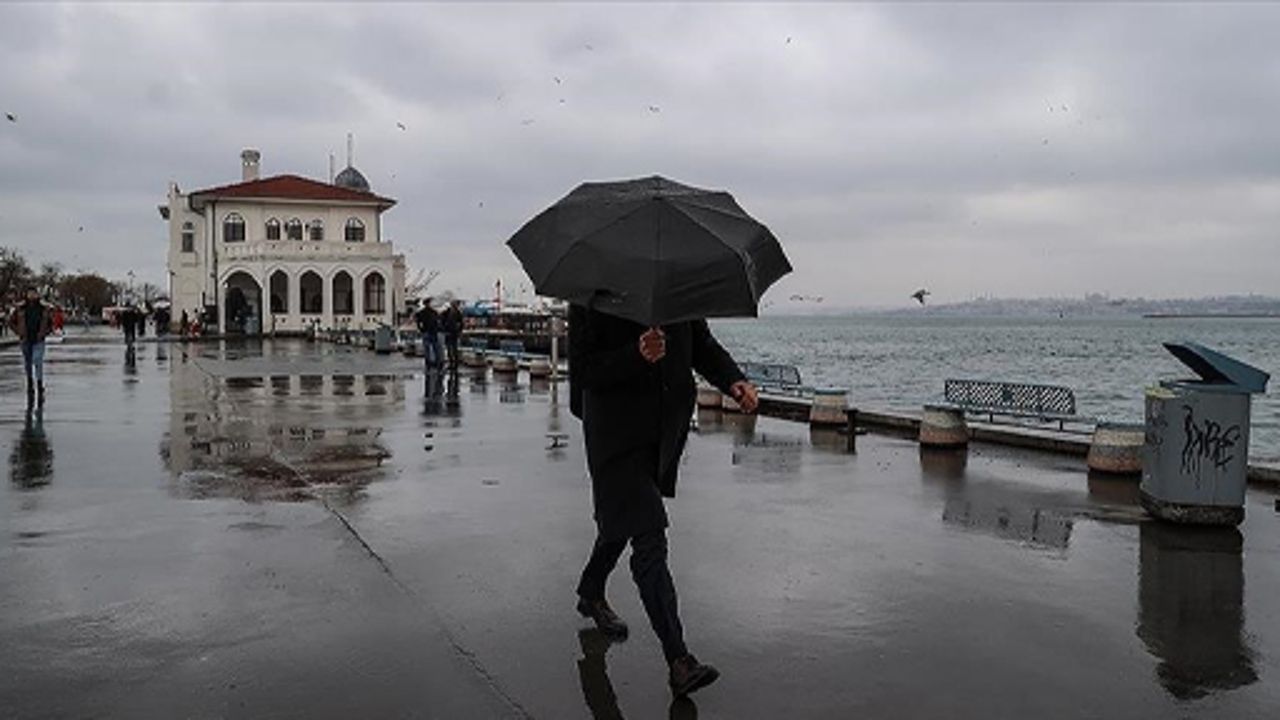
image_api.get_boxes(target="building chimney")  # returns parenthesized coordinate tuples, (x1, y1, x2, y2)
(241, 149, 261, 182)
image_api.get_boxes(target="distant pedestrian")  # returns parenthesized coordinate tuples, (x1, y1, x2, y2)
(442, 300, 464, 369)
(8, 287, 55, 404)
(414, 298, 443, 369)
(51, 305, 65, 335)
(179, 309, 190, 338)
(121, 306, 138, 345)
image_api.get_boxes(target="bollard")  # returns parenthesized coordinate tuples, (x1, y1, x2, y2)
(721, 390, 742, 413)
(845, 407, 859, 454)
(528, 358, 552, 379)
(697, 383, 723, 409)
(919, 403, 969, 448)
(491, 354, 518, 375)
(1087, 422, 1144, 475)
(809, 387, 849, 427)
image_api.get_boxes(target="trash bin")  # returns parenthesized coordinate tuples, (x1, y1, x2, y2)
(374, 325, 393, 355)
(1141, 342, 1270, 526)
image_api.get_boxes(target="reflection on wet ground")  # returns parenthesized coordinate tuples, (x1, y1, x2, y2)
(4, 337, 1280, 718)
(8, 406, 53, 489)
(1138, 524, 1258, 700)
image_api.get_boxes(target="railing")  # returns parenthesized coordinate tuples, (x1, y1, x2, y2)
(221, 241, 395, 261)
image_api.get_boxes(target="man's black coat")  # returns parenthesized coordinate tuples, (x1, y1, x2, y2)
(569, 304, 745, 499)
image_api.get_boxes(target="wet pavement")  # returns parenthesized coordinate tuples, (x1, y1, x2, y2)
(3, 336, 1280, 719)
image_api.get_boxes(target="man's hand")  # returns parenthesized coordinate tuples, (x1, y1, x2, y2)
(638, 327, 666, 364)
(730, 380, 759, 413)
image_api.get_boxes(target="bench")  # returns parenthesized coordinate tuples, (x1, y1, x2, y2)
(498, 340, 526, 359)
(739, 362, 809, 398)
(943, 379, 1087, 430)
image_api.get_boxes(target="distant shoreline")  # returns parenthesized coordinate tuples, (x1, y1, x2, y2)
(1143, 313, 1280, 319)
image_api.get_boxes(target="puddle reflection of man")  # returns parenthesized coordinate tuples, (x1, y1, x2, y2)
(10, 406, 53, 488)
(576, 629, 699, 720)
(570, 303, 758, 698)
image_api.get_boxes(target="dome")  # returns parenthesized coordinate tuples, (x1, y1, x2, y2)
(334, 165, 370, 193)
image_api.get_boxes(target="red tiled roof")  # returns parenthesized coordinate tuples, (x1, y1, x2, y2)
(188, 174, 395, 208)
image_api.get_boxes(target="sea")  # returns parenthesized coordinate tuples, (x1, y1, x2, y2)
(710, 315, 1280, 466)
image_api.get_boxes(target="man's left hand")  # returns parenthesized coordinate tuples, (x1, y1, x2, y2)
(730, 380, 759, 414)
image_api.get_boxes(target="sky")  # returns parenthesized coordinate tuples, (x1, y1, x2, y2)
(1, 2, 1278, 310)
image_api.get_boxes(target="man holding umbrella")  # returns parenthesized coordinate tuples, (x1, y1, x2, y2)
(509, 176, 789, 697)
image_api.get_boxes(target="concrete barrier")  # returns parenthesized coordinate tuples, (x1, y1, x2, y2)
(697, 384, 723, 409)
(919, 404, 969, 448)
(1086, 422, 1144, 475)
(721, 390, 742, 413)
(528, 359, 552, 379)
(491, 355, 518, 375)
(809, 387, 848, 427)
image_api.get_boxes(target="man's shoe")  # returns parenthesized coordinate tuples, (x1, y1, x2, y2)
(669, 654, 719, 697)
(576, 596, 629, 641)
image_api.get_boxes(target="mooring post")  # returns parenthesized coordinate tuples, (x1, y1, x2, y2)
(845, 407, 858, 454)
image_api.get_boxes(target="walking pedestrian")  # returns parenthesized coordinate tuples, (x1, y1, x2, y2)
(8, 287, 55, 405)
(179, 309, 190, 338)
(121, 305, 138, 345)
(442, 300, 464, 369)
(414, 298, 443, 369)
(569, 303, 759, 698)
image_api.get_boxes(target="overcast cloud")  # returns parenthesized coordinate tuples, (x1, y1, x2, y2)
(1, 2, 1278, 308)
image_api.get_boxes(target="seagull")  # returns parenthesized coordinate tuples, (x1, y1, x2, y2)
(911, 289, 930, 305)
(521, 118, 535, 126)
(786, 36, 792, 44)
(478, 201, 484, 208)
(1042, 138, 1049, 145)
(584, 44, 594, 51)
(77, 226, 83, 232)
(554, 76, 562, 84)
(4, 112, 15, 122)
(647, 105, 661, 113)
(396, 122, 407, 130)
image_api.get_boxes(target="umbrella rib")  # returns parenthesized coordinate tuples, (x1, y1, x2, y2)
(670, 194, 755, 222)
(668, 201, 762, 302)
(532, 202, 653, 289)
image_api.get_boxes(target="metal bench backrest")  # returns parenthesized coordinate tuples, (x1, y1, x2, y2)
(739, 362, 804, 393)
(945, 379, 1076, 416)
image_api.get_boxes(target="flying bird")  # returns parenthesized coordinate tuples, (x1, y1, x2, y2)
(521, 118, 535, 126)
(584, 44, 594, 51)
(77, 226, 83, 232)
(647, 105, 661, 113)
(396, 122, 407, 130)
(554, 76, 562, 84)
(911, 289, 930, 305)
(5, 112, 15, 122)
(786, 36, 792, 44)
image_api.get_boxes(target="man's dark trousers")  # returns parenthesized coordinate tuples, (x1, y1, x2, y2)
(577, 529, 688, 662)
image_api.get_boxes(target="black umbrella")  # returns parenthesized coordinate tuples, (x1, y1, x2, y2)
(507, 176, 791, 326)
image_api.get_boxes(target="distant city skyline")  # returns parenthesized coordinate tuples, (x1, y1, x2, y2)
(2, 3, 1279, 306)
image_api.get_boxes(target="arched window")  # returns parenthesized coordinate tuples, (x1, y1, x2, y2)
(265, 218, 281, 241)
(363, 272, 386, 314)
(333, 271, 354, 314)
(344, 217, 365, 243)
(285, 218, 303, 241)
(181, 222, 195, 253)
(222, 213, 245, 243)
(269, 271, 289, 314)
(299, 271, 323, 315)
(308, 219, 324, 241)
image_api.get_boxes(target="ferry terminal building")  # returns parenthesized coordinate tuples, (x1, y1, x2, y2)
(160, 149, 406, 334)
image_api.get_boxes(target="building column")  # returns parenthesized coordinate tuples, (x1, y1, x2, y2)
(288, 270, 301, 332)
(322, 272, 333, 331)
(354, 273, 365, 329)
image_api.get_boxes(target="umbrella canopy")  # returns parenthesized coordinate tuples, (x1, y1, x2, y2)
(506, 176, 791, 326)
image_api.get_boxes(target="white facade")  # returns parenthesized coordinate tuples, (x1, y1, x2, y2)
(163, 150, 406, 334)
